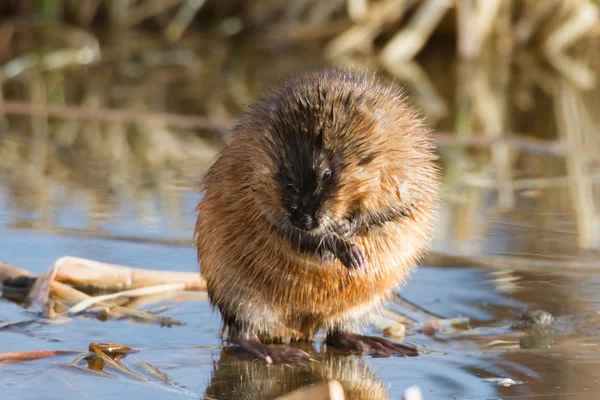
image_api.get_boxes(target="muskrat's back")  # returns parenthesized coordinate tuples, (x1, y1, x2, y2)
(196, 68, 438, 345)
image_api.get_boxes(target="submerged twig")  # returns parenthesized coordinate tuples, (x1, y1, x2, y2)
(0, 349, 82, 364)
(88, 343, 149, 382)
(136, 361, 176, 384)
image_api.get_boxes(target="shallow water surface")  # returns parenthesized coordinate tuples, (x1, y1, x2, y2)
(1, 182, 600, 399)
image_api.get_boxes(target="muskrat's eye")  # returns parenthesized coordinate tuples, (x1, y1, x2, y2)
(321, 169, 332, 181)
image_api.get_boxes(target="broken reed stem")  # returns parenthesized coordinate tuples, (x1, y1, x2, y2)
(379, 0, 453, 63)
(51, 280, 185, 325)
(0, 350, 82, 364)
(0, 261, 36, 279)
(0, 258, 198, 324)
(52, 256, 206, 291)
(66, 283, 186, 314)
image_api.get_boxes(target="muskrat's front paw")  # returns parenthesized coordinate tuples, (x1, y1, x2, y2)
(337, 219, 358, 239)
(337, 243, 366, 270)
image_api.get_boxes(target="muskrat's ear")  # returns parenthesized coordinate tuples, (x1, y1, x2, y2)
(315, 125, 324, 151)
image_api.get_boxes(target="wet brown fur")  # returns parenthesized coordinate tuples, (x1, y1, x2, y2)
(195, 68, 439, 343)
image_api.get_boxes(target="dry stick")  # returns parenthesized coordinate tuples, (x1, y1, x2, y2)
(379, 0, 453, 62)
(165, 0, 207, 42)
(0, 261, 36, 279)
(544, 2, 599, 54)
(123, 290, 207, 310)
(66, 283, 186, 315)
(347, 0, 368, 22)
(52, 256, 206, 291)
(0, 350, 82, 365)
(28, 263, 59, 315)
(0, 261, 187, 324)
(543, 3, 598, 90)
(457, 0, 502, 59)
(471, 0, 502, 57)
(51, 280, 185, 325)
(0, 101, 230, 133)
(325, 0, 413, 59)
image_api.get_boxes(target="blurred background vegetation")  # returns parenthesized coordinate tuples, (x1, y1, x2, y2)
(1, 0, 599, 257)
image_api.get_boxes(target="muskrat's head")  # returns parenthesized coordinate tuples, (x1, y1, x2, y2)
(274, 125, 333, 231)
(242, 68, 439, 237)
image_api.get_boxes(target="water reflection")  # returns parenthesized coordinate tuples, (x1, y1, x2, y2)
(205, 351, 389, 400)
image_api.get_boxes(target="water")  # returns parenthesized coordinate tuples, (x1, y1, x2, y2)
(1, 28, 600, 400)
(2, 184, 599, 399)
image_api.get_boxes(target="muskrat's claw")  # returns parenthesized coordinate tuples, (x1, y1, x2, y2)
(327, 331, 419, 357)
(337, 243, 366, 270)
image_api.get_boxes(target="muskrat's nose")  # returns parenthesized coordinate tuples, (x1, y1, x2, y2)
(290, 211, 315, 231)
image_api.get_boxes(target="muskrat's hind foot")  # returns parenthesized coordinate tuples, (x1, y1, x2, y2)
(326, 330, 419, 357)
(336, 243, 366, 270)
(230, 326, 312, 364)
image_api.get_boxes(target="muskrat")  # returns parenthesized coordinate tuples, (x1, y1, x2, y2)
(195, 68, 439, 363)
